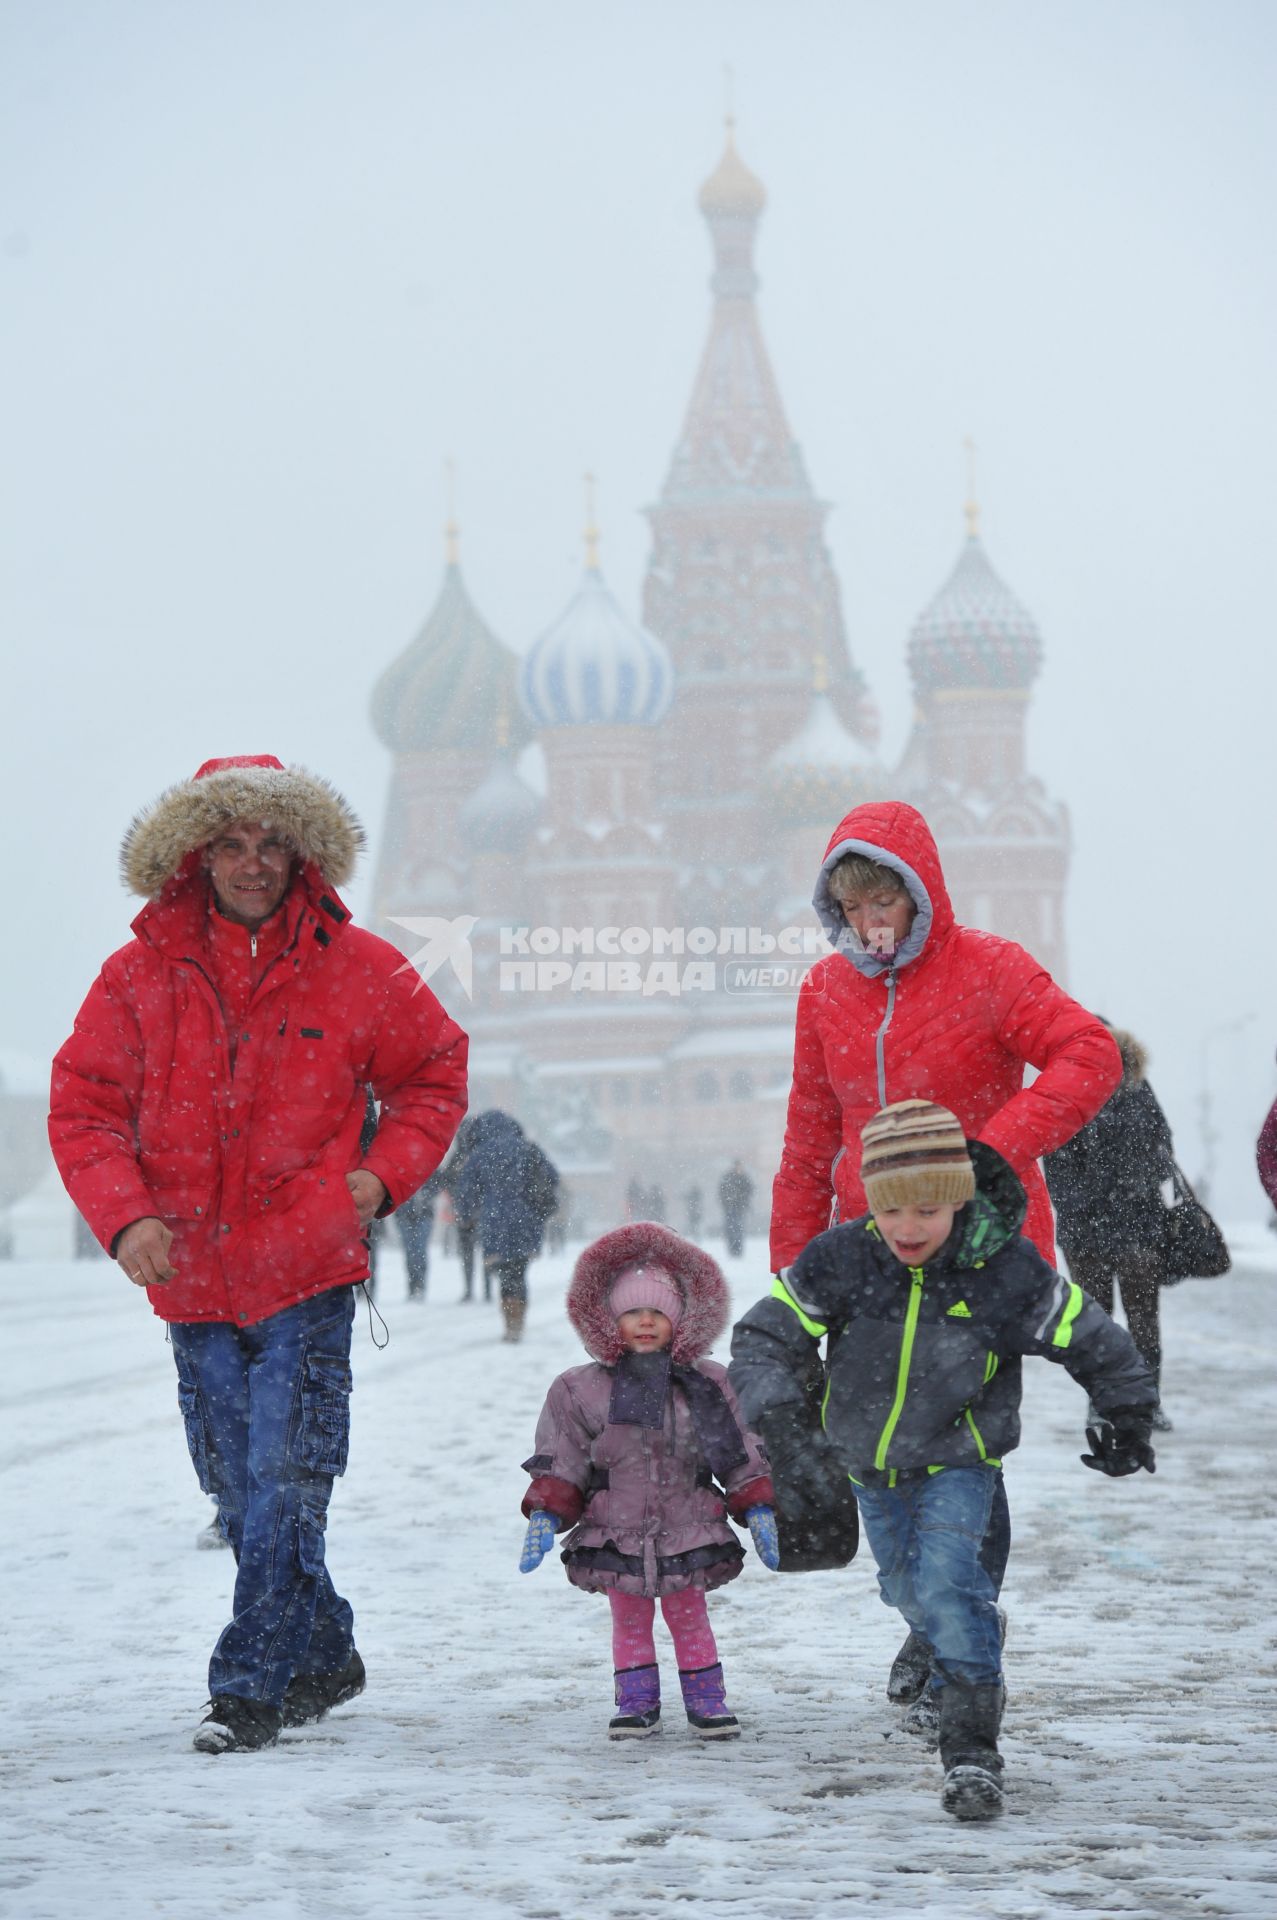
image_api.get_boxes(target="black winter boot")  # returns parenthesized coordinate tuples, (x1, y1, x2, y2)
(193, 1696, 282, 1754)
(281, 1650, 367, 1728)
(938, 1680, 1005, 1822)
(887, 1628, 933, 1704)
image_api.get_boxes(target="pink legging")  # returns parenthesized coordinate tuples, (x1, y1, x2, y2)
(608, 1588, 720, 1671)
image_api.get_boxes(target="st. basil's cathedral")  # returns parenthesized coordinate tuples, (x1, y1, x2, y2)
(368, 125, 1068, 1230)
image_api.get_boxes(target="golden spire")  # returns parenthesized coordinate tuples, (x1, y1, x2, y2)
(584, 471, 600, 570)
(444, 457, 460, 565)
(963, 436, 980, 539)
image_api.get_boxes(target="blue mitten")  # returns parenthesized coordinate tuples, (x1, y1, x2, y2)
(746, 1504, 781, 1570)
(519, 1509, 560, 1573)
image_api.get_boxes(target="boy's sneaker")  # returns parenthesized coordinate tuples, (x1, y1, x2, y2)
(281, 1651, 366, 1729)
(887, 1628, 933, 1704)
(193, 1696, 282, 1754)
(941, 1762, 1005, 1821)
(1150, 1405, 1173, 1432)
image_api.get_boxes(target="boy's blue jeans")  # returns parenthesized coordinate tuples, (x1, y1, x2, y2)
(170, 1287, 356, 1707)
(853, 1466, 1003, 1689)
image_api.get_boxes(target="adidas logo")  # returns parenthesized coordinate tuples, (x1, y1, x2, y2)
(946, 1300, 972, 1318)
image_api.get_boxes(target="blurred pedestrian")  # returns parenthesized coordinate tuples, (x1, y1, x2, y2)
(1045, 1025, 1178, 1429)
(719, 1160, 753, 1258)
(452, 1111, 560, 1341)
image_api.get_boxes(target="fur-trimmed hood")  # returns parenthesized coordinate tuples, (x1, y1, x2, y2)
(1111, 1027, 1147, 1086)
(568, 1223, 729, 1365)
(121, 754, 365, 899)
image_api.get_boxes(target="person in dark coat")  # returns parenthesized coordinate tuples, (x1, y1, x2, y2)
(1256, 1076, 1277, 1212)
(443, 1117, 482, 1301)
(718, 1160, 753, 1258)
(1044, 1027, 1177, 1430)
(452, 1110, 560, 1341)
(395, 1169, 442, 1299)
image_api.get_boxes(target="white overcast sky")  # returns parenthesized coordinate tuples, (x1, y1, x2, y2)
(2, 0, 1274, 1217)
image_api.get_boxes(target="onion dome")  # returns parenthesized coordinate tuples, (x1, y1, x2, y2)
(908, 521, 1043, 697)
(698, 118, 766, 219)
(762, 661, 881, 826)
(371, 526, 531, 755)
(458, 708, 541, 853)
(520, 520, 673, 728)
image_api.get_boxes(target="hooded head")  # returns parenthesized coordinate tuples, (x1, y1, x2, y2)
(569, 1223, 727, 1364)
(812, 800, 953, 979)
(121, 755, 364, 902)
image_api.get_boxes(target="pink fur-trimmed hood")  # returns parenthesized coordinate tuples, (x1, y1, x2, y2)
(568, 1223, 730, 1364)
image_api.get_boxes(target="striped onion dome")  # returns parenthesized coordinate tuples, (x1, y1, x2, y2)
(763, 688, 880, 826)
(909, 536, 1043, 695)
(520, 565, 674, 728)
(371, 557, 531, 755)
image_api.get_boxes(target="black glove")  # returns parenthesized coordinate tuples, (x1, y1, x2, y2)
(756, 1404, 859, 1572)
(1080, 1407, 1156, 1477)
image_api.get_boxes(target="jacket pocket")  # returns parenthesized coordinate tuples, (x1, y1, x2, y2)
(299, 1352, 353, 1476)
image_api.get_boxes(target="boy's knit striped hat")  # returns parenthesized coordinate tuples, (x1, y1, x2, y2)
(860, 1100, 976, 1212)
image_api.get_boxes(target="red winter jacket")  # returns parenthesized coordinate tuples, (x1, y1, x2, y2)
(49, 771, 467, 1326)
(770, 801, 1121, 1271)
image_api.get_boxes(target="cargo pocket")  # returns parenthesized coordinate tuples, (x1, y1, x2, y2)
(297, 1500, 328, 1578)
(173, 1352, 213, 1494)
(299, 1353, 352, 1477)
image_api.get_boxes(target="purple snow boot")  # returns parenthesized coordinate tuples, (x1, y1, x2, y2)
(609, 1664, 661, 1739)
(679, 1663, 740, 1740)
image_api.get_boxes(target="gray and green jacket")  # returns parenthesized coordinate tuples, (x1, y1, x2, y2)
(730, 1144, 1157, 1486)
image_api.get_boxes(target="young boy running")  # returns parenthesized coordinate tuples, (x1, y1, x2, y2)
(730, 1099, 1158, 1822)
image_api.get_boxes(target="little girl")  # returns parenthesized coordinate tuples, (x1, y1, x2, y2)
(518, 1222, 779, 1739)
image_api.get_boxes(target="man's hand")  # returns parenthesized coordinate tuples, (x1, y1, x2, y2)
(115, 1217, 176, 1287)
(346, 1169, 388, 1227)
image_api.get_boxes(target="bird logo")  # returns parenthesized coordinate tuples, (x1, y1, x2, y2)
(388, 915, 478, 1000)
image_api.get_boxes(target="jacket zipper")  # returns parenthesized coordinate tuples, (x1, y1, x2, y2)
(874, 1265, 925, 1470)
(874, 968, 898, 1107)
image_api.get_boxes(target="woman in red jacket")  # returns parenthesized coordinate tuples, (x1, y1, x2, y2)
(772, 800, 1120, 1272)
(770, 799, 1121, 1726)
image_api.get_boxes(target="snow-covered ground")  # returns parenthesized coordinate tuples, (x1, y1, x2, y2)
(4, 1238, 1276, 1920)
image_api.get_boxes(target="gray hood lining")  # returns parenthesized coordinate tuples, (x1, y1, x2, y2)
(812, 838, 934, 978)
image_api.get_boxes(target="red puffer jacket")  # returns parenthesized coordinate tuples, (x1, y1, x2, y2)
(50, 856, 467, 1328)
(770, 801, 1120, 1271)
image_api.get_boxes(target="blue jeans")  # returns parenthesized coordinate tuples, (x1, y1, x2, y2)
(171, 1287, 356, 1707)
(854, 1468, 1003, 1689)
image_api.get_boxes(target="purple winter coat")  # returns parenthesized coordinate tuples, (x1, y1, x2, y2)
(521, 1221, 774, 1598)
(524, 1356, 772, 1598)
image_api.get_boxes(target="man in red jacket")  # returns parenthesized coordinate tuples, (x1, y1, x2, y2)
(49, 756, 468, 1753)
(769, 798, 1120, 1723)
